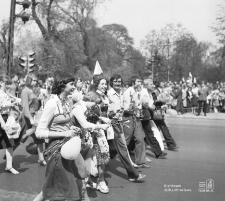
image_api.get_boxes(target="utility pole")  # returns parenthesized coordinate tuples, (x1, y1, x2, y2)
(6, 0, 32, 77)
(6, 0, 16, 77)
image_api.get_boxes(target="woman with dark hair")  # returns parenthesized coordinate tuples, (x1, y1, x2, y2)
(86, 74, 111, 193)
(18, 74, 46, 166)
(70, 91, 110, 200)
(0, 76, 20, 174)
(33, 77, 82, 201)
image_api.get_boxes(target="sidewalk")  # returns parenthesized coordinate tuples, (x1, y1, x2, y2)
(166, 112, 225, 120)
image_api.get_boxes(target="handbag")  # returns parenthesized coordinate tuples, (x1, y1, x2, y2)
(153, 109, 164, 120)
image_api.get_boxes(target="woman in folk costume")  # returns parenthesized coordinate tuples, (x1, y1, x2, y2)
(70, 91, 110, 199)
(33, 78, 84, 201)
(0, 76, 21, 174)
(86, 74, 112, 193)
(17, 74, 46, 166)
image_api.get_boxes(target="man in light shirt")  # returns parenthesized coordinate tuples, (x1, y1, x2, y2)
(108, 74, 147, 180)
(122, 76, 150, 168)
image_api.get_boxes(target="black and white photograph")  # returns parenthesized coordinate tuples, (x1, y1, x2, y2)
(0, 0, 224, 201)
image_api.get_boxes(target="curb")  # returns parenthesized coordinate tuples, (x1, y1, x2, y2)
(166, 116, 225, 121)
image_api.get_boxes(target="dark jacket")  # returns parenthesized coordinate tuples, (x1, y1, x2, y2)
(198, 87, 208, 101)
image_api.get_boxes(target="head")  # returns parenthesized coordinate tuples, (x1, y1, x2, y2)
(51, 77, 75, 96)
(143, 79, 155, 92)
(25, 74, 38, 88)
(12, 75, 18, 83)
(0, 75, 12, 91)
(110, 74, 123, 91)
(128, 76, 142, 89)
(91, 75, 108, 94)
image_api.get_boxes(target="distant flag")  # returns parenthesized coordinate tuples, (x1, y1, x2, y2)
(189, 72, 192, 78)
(93, 61, 103, 75)
(194, 77, 197, 83)
(182, 77, 185, 82)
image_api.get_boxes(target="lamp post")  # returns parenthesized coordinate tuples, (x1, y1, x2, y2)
(6, 0, 32, 76)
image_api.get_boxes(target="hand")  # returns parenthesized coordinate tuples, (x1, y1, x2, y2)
(100, 117, 111, 124)
(70, 126, 81, 133)
(99, 124, 110, 130)
(64, 130, 76, 138)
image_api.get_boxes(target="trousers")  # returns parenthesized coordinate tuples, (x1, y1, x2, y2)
(122, 116, 146, 165)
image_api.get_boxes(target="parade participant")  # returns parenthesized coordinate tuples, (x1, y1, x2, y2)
(0, 77, 20, 174)
(122, 76, 150, 168)
(141, 79, 167, 158)
(33, 77, 82, 201)
(108, 74, 146, 181)
(8, 74, 19, 97)
(71, 92, 110, 200)
(18, 74, 46, 166)
(87, 75, 111, 193)
(152, 84, 179, 151)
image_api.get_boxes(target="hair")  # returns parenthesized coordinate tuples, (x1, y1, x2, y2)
(109, 74, 123, 87)
(128, 75, 141, 87)
(89, 74, 108, 92)
(0, 75, 12, 87)
(51, 77, 75, 95)
(193, 83, 197, 87)
(143, 79, 153, 88)
(83, 91, 102, 104)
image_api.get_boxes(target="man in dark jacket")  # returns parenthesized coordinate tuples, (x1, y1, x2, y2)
(197, 82, 208, 116)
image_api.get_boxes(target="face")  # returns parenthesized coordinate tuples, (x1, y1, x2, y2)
(160, 82, 164, 88)
(13, 76, 18, 82)
(97, 79, 107, 93)
(147, 81, 155, 91)
(31, 78, 38, 87)
(134, 79, 142, 89)
(64, 81, 75, 95)
(76, 80, 83, 89)
(81, 85, 87, 92)
(112, 78, 122, 90)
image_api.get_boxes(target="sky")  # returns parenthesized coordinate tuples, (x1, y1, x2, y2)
(0, 0, 224, 47)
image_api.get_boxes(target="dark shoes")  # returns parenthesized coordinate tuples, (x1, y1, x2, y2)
(196, 114, 200, 116)
(168, 146, 179, 151)
(156, 152, 167, 159)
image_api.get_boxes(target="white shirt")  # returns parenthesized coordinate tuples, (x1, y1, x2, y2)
(107, 88, 124, 113)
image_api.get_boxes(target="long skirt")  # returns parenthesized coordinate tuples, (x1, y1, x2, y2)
(0, 114, 17, 149)
(43, 140, 86, 200)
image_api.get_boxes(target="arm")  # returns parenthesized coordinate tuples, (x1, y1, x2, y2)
(71, 106, 97, 130)
(21, 88, 33, 120)
(0, 113, 6, 130)
(123, 89, 131, 111)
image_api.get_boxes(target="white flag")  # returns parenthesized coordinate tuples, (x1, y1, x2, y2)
(93, 61, 103, 75)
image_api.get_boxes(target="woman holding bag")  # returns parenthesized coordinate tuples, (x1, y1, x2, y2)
(33, 78, 83, 201)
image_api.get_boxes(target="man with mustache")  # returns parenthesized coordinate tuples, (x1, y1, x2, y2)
(107, 74, 146, 181)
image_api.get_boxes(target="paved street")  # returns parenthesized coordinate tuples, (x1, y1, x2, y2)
(0, 117, 225, 201)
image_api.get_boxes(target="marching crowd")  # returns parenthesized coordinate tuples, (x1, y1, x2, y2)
(3, 71, 218, 201)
